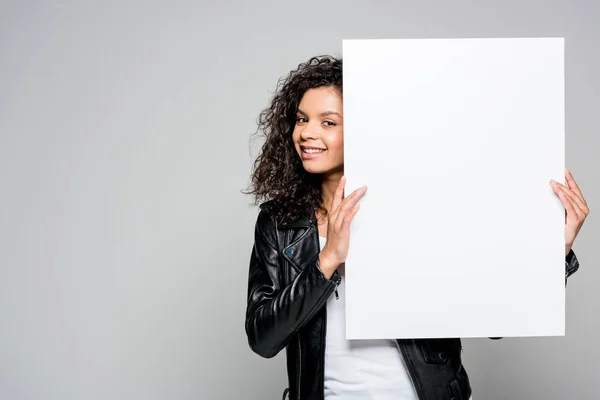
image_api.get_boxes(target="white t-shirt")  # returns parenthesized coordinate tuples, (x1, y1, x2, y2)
(321, 236, 418, 400)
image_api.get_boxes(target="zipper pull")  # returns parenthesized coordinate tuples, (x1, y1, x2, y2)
(334, 277, 340, 300)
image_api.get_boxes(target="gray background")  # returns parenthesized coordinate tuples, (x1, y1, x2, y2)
(0, 0, 597, 399)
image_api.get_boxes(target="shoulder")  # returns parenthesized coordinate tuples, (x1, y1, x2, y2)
(253, 201, 281, 249)
(258, 199, 277, 213)
(257, 199, 285, 223)
(255, 200, 279, 233)
(258, 199, 314, 229)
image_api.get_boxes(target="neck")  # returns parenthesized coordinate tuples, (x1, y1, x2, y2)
(321, 170, 343, 214)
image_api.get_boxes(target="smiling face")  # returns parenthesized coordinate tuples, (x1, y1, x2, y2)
(292, 86, 344, 177)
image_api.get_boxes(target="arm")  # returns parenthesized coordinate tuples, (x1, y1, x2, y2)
(489, 249, 581, 340)
(245, 210, 336, 358)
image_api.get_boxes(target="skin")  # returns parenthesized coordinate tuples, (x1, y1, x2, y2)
(292, 87, 589, 279)
(292, 86, 346, 212)
(550, 169, 590, 256)
(292, 87, 365, 278)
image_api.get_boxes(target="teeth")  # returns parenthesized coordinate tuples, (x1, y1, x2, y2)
(304, 148, 325, 154)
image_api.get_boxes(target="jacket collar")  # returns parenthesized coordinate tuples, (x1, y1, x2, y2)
(279, 217, 312, 228)
(259, 200, 313, 229)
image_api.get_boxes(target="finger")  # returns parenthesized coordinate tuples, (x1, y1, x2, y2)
(341, 202, 360, 230)
(557, 188, 580, 220)
(343, 186, 368, 204)
(555, 183, 582, 216)
(330, 176, 346, 215)
(339, 186, 367, 210)
(555, 183, 588, 216)
(565, 168, 587, 205)
(562, 190, 584, 219)
(336, 186, 367, 226)
(562, 186, 589, 216)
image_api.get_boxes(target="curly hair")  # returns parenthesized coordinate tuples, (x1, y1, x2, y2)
(245, 55, 343, 224)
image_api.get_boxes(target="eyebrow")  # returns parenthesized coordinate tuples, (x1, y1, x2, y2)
(297, 109, 343, 118)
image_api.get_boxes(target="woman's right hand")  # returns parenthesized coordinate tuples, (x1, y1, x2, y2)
(319, 176, 367, 278)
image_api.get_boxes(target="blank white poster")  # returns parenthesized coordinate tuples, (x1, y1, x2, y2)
(342, 38, 566, 339)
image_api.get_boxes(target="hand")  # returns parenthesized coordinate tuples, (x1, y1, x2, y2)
(550, 168, 589, 256)
(319, 176, 367, 278)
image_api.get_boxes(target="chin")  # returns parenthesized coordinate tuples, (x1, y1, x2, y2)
(302, 162, 341, 176)
(301, 164, 326, 174)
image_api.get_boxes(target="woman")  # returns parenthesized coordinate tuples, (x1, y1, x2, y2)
(244, 55, 588, 400)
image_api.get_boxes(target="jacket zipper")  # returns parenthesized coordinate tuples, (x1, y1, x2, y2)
(395, 340, 423, 400)
(287, 228, 302, 400)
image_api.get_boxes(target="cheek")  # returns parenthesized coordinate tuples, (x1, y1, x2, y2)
(327, 130, 344, 154)
(291, 130, 300, 149)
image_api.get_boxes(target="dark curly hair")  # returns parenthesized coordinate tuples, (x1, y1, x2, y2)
(245, 55, 343, 223)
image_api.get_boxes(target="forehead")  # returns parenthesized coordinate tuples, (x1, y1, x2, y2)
(298, 87, 342, 111)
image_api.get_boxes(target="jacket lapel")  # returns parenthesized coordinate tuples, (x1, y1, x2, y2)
(279, 215, 320, 272)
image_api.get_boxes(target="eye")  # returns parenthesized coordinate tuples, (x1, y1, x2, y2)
(295, 117, 307, 124)
(323, 120, 336, 127)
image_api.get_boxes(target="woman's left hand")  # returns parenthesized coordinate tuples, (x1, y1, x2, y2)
(550, 168, 589, 256)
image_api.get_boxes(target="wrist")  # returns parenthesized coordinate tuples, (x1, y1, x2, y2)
(319, 252, 338, 279)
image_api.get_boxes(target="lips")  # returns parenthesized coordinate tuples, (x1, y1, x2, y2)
(300, 145, 326, 159)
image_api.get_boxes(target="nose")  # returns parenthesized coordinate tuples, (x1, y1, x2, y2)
(299, 120, 321, 141)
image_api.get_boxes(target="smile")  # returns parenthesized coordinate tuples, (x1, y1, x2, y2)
(300, 146, 326, 159)
(301, 146, 326, 152)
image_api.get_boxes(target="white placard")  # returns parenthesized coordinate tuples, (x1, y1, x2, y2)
(342, 38, 565, 339)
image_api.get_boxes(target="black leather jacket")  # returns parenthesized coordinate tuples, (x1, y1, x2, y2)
(245, 201, 580, 400)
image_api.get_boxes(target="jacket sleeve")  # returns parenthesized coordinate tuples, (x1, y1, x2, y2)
(489, 249, 581, 340)
(245, 210, 337, 358)
(565, 248, 580, 284)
